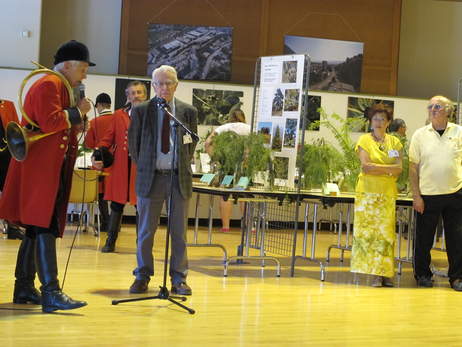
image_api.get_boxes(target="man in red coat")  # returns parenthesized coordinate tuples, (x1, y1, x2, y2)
(94, 81, 147, 252)
(0, 99, 24, 239)
(0, 40, 92, 313)
(84, 92, 113, 231)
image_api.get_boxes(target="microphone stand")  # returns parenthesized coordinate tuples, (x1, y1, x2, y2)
(112, 100, 197, 315)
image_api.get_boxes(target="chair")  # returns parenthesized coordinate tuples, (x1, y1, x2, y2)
(69, 169, 100, 236)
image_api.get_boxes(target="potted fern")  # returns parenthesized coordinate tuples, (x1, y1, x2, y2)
(298, 138, 343, 190)
(308, 109, 365, 192)
(211, 132, 271, 186)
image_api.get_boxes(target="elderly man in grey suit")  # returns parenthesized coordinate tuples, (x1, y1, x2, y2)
(127, 65, 198, 295)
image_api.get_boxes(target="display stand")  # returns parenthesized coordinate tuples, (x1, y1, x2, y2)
(225, 54, 326, 276)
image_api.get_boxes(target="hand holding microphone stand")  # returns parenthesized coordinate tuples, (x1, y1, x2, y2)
(112, 97, 198, 314)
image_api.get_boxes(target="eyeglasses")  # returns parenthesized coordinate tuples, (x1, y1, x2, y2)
(371, 117, 387, 122)
(153, 80, 176, 88)
(427, 104, 446, 111)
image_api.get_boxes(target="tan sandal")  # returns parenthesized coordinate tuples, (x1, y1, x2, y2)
(382, 277, 394, 287)
(371, 275, 383, 287)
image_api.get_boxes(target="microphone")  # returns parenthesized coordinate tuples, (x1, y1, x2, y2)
(78, 83, 86, 100)
(156, 97, 168, 109)
(77, 83, 88, 120)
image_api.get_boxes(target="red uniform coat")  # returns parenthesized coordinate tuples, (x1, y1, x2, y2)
(0, 100, 20, 189)
(97, 108, 136, 205)
(84, 111, 113, 193)
(0, 99, 19, 129)
(0, 74, 80, 236)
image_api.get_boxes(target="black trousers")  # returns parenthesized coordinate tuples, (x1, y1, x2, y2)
(414, 189, 462, 282)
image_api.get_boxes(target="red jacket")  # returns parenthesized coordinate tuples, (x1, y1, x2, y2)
(84, 111, 113, 193)
(0, 74, 80, 236)
(0, 100, 20, 189)
(97, 108, 136, 205)
(0, 99, 19, 129)
(84, 111, 113, 148)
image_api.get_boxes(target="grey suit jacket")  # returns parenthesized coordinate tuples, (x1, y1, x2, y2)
(128, 97, 198, 199)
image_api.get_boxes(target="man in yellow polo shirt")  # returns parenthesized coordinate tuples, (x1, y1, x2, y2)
(409, 95, 462, 291)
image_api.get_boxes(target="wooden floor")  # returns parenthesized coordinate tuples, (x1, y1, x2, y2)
(0, 223, 461, 347)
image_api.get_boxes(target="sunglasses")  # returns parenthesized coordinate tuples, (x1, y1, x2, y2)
(427, 104, 446, 111)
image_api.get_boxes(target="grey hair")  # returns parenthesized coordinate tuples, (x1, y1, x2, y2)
(152, 65, 178, 83)
(53, 60, 80, 72)
(389, 118, 406, 133)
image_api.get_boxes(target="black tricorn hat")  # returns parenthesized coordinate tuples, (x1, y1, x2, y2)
(53, 40, 95, 66)
(95, 93, 111, 105)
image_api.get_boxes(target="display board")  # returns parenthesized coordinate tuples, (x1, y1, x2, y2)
(252, 54, 310, 189)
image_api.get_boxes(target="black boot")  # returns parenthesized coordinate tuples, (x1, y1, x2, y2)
(35, 233, 87, 313)
(13, 236, 41, 304)
(98, 194, 109, 232)
(101, 210, 123, 253)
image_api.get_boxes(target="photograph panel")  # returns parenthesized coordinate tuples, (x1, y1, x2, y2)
(257, 121, 272, 146)
(284, 35, 363, 93)
(271, 123, 283, 152)
(192, 88, 244, 125)
(148, 24, 233, 81)
(283, 118, 298, 148)
(273, 156, 289, 180)
(300, 95, 321, 130)
(347, 96, 395, 132)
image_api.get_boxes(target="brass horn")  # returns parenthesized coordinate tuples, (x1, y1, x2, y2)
(6, 61, 76, 161)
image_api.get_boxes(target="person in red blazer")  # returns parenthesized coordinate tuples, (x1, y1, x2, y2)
(84, 93, 113, 231)
(0, 40, 92, 313)
(95, 81, 147, 252)
(0, 99, 24, 240)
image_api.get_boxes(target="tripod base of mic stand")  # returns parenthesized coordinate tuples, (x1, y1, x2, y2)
(111, 286, 195, 315)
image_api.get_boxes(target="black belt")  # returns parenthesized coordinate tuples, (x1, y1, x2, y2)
(155, 169, 178, 175)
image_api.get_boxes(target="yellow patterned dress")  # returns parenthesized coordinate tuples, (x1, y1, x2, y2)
(350, 134, 403, 277)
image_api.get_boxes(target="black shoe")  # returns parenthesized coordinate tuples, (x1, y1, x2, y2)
(416, 276, 433, 288)
(13, 282, 41, 304)
(101, 239, 115, 253)
(34, 233, 87, 313)
(129, 278, 149, 293)
(7, 226, 24, 240)
(451, 279, 462, 291)
(41, 290, 87, 313)
(171, 282, 192, 296)
(101, 209, 123, 252)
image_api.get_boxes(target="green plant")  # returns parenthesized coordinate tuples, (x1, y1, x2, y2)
(77, 143, 93, 157)
(210, 132, 271, 184)
(390, 132, 409, 193)
(195, 129, 212, 160)
(298, 138, 343, 189)
(310, 109, 365, 191)
(211, 131, 246, 180)
(242, 133, 272, 179)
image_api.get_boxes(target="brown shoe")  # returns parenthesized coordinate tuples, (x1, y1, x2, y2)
(129, 278, 149, 294)
(171, 282, 192, 296)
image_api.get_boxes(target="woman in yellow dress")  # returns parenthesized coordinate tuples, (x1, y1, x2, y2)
(350, 104, 403, 287)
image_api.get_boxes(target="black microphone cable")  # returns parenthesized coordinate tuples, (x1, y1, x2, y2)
(62, 96, 97, 289)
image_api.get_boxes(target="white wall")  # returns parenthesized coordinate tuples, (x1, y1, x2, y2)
(0, 0, 42, 69)
(40, 0, 121, 74)
(0, 67, 428, 141)
(398, 0, 462, 100)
